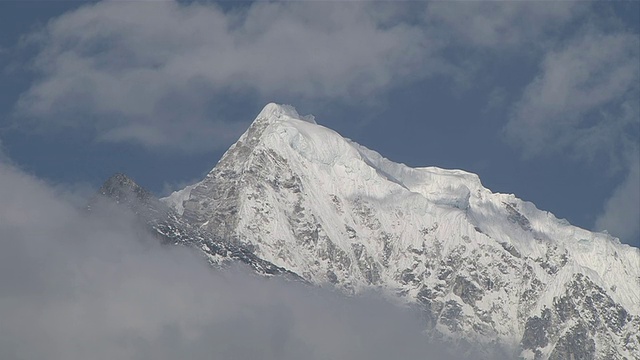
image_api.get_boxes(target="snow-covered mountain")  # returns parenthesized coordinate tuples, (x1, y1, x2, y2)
(159, 103, 639, 359)
(94, 173, 301, 280)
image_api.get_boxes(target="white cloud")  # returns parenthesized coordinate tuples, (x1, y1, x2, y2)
(14, 1, 588, 153)
(15, 1, 436, 152)
(0, 158, 489, 360)
(505, 28, 640, 243)
(425, 2, 581, 48)
(595, 151, 640, 245)
(505, 30, 639, 160)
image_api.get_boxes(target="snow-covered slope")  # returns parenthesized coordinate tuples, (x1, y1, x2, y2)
(163, 103, 640, 359)
(96, 173, 301, 280)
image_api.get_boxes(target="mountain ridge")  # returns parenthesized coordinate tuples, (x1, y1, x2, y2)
(94, 172, 304, 281)
(155, 103, 640, 359)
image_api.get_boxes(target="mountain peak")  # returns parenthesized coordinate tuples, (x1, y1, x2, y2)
(98, 172, 154, 205)
(256, 103, 316, 124)
(160, 103, 640, 359)
(102, 172, 137, 188)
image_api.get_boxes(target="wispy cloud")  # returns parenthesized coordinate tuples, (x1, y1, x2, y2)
(595, 150, 640, 245)
(0, 157, 487, 360)
(13, 1, 586, 153)
(424, 2, 581, 49)
(14, 1, 437, 152)
(506, 30, 639, 161)
(505, 27, 640, 243)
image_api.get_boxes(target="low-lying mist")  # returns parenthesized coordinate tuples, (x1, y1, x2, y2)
(0, 159, 487, 360)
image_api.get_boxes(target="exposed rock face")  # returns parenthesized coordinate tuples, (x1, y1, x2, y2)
(155, 103, 640, 359)
(95, 173, 302, 280)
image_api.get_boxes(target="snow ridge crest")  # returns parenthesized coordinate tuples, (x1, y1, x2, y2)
(256, 103, 316, 124)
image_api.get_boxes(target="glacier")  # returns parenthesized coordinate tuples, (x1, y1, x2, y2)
(160, 103, 640, 360)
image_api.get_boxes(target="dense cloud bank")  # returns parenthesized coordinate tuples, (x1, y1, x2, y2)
(0, 160, 484, 360)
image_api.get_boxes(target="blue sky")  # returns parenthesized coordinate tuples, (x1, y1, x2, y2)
(1, 1, 638, 247)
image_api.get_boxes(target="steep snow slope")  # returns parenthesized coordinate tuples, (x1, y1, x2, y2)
(163, 103, 640, 359)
